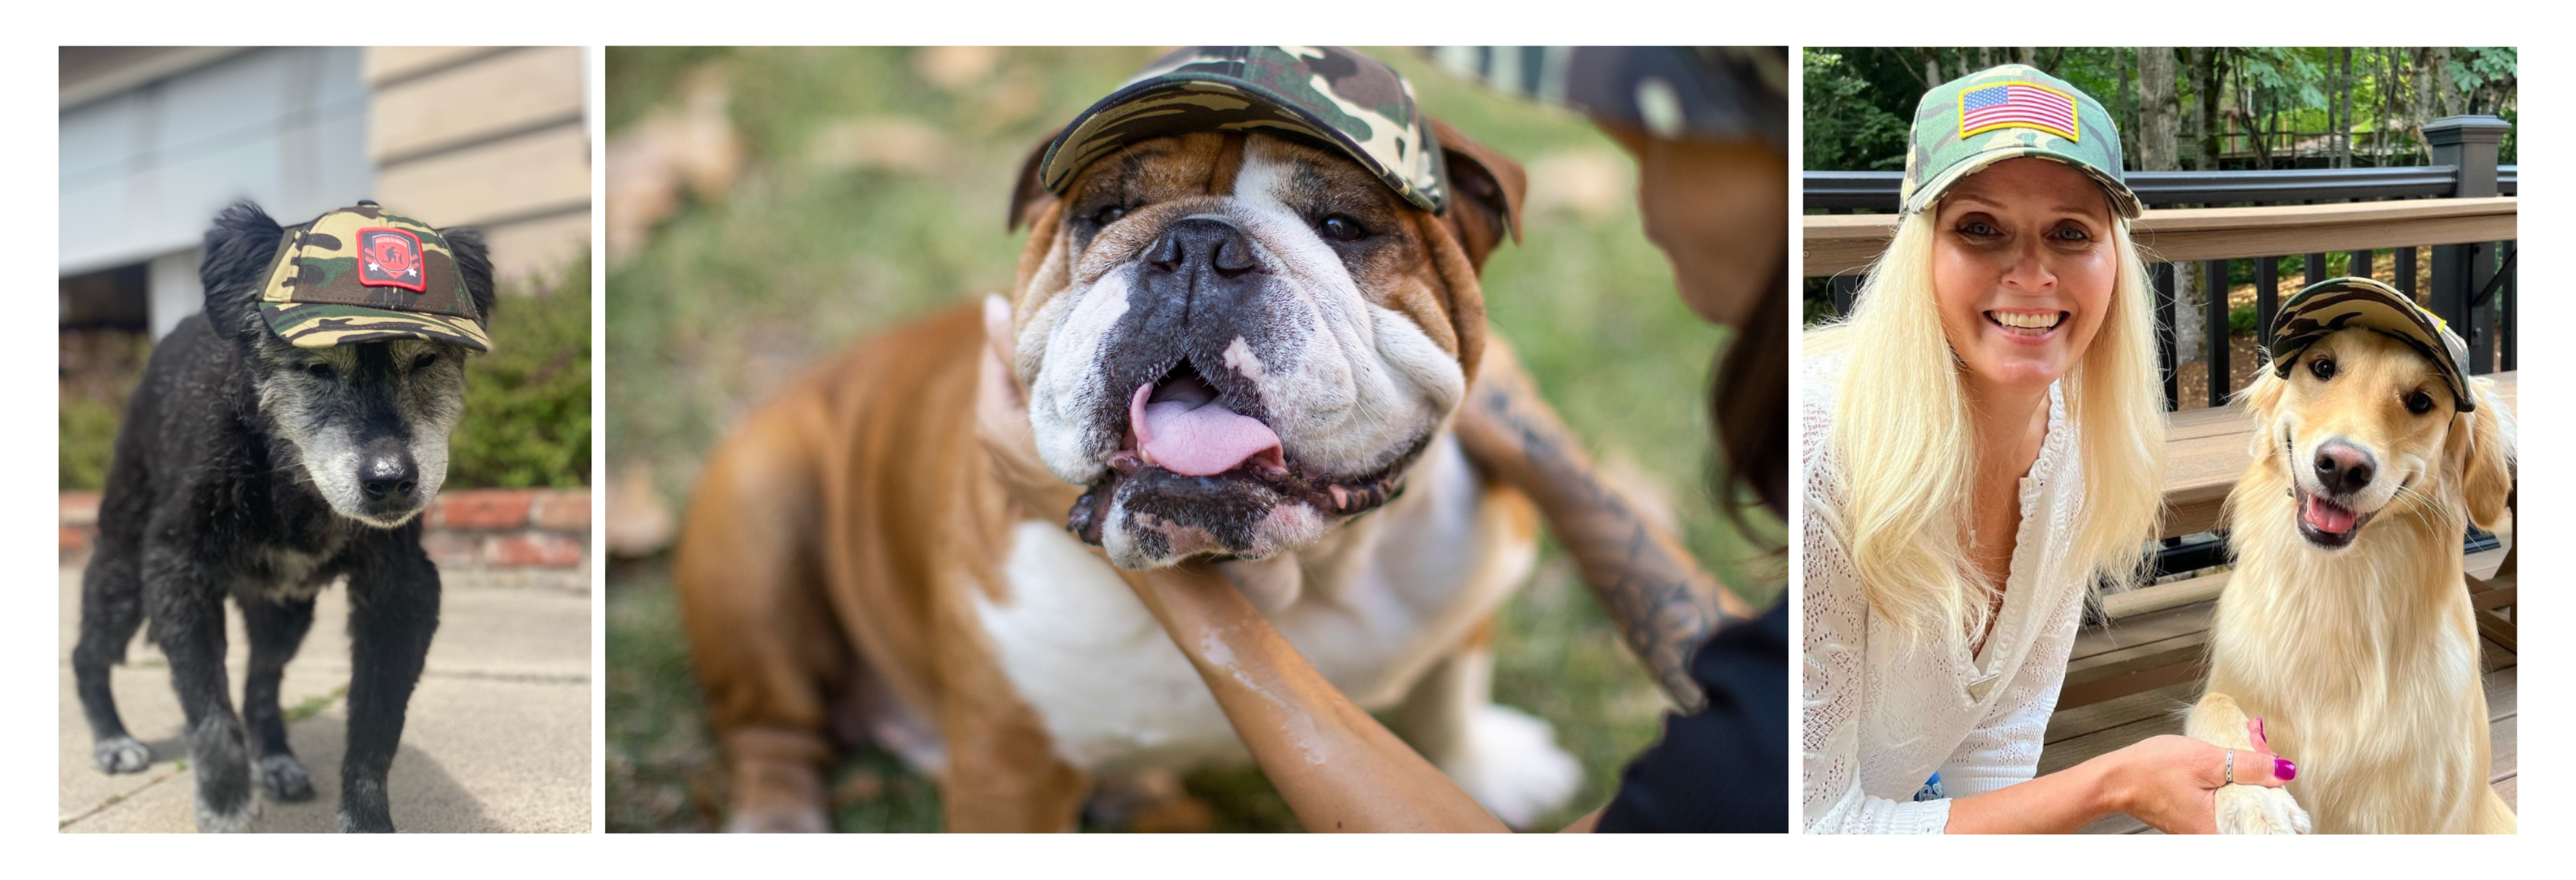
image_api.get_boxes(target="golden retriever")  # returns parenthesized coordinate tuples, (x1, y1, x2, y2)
(2190, 328, 2517, 834)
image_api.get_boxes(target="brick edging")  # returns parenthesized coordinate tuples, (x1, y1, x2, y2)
(59, 488, 591, 570)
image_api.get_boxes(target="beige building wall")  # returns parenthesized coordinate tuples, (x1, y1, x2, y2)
(365, 46, 590, 286)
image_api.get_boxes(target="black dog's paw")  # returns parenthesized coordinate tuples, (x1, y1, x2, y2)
(336, 808, 398, 834)
(193, 781, 259, 833)
(92, 735, 151, 774)
(255, 753, 316, 802)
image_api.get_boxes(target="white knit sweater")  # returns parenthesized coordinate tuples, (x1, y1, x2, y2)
(1799, 353, 2089, 834)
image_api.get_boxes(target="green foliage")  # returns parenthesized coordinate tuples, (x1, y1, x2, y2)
(1802, 49, 1908, 171)
(58, 331, 151, 490)
(1804, 47, 2517, 172)
(2229, 302, 2259, 336)
(448, 252, 593, 488)
(59, 391, 126, 490)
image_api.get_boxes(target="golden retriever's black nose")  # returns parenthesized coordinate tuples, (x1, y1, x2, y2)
(2314, 439, 2376, 496)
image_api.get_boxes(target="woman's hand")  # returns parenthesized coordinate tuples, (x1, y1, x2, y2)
(2101, 721, 2295, 834)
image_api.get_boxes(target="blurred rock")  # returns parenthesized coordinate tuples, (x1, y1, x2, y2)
(606, 458, 677, 558)
(915, 46, 1000, 91)
(604, 65, 743, 267)
(807, 116, 948, 175)
(1524, 148, 1631, 223)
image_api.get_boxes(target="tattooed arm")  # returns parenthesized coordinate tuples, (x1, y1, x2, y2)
(1453, 339, 1749, 713)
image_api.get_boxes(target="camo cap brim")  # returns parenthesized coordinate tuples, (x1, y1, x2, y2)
(257, 202, 491, 352)
(1900, 63, 2141, 219)
(1037, 46, 1449, 213)
(2267, 277, 2475, 412)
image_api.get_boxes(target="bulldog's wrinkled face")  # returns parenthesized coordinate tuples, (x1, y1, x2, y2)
(1011, 132, 1482, 569)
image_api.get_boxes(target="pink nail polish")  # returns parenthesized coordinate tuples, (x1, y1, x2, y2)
(2275, 758, 2297, 781)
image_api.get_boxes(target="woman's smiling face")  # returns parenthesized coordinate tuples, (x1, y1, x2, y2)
(1931, 157, 2117, 395)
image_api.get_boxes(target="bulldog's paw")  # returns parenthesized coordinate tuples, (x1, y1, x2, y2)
(1442, 704, 1582, 829)
(93, 735, 151, 774)
(2215, 784, 2310, 834)
(255, 753, 316, 802)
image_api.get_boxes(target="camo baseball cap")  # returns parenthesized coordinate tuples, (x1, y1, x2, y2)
(257, 202, 491, 352)
(2269, 277, 2475, 412)
(1037, 46, 1450, 213)
(1901, 63, 2140, 219)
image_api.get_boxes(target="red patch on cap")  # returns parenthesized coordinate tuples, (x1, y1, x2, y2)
(356, 228, 427, 292)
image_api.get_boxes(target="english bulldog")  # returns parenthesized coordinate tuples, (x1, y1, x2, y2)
(675, 46, 1582, 831)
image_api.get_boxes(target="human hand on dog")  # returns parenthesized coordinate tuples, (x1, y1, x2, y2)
(2102, 723, 2296, 834)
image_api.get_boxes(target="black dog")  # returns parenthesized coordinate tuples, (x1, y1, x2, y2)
(72, 202, 494, 832)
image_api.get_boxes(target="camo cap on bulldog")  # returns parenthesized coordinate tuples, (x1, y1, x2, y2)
(1902, 63, 2141, 219)
(2269, 276, 2475, 412)
(258, 202, 491, 352)
(1038, 46, 1450, 213)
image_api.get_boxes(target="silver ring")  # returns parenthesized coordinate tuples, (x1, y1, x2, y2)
(2225, 748, 2237, 785)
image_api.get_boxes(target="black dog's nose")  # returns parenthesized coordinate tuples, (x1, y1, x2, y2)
(359, 449, 419, 501)
(1146, 217, 1260, 280)
(2314, 439, 2376, 495)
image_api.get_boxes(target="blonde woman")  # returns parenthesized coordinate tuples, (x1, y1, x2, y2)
(1801, 65, 2293, 834)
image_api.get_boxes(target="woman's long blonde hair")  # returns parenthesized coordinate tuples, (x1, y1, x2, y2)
(1807, 208, 2165, 648)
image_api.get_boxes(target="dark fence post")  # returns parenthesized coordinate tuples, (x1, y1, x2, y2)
(2426, 115, 2509, 375)
(2204, 260, 2229, 407)
(2155, 262, 2177, 411)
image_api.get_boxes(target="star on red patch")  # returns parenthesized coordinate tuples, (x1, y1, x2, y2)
(357, 228, 427, 292)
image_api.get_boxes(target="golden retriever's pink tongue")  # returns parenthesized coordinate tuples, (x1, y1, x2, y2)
(2303, 494, 2357, 534)
(1131, 379, 1281, 477)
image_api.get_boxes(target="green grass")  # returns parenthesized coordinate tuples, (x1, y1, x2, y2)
(604, 46, 1782, 834)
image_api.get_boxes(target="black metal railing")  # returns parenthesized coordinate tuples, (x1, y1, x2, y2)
(1806, 115, 2517, 412)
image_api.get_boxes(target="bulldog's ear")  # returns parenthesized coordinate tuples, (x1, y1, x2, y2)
(1429, 117, 1525, 271)
(1008, 130, 1063, 233)
(439, 226, 499, 327)
(2453, 378, 2516, 528)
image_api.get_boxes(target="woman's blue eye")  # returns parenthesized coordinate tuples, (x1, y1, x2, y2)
(1958, 220, 1998, 237)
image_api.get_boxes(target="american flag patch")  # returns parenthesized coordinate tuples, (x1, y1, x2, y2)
(1958, 82, 2079, 141)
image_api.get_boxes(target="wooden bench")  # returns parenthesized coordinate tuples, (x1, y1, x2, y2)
(2040, 371, 2519, 831)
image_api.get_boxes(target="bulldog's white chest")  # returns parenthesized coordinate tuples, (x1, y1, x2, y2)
(969, 436, 1526, 771)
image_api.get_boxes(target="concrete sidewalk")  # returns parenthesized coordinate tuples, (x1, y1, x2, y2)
(57, 567, 591, 833)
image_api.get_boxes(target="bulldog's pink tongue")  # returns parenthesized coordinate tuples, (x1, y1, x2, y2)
(1131, 378, 1282, 477)
(2303, 494, 2358, 534)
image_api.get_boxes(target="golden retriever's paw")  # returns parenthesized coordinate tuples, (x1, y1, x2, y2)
(2214, 784, 2311, 834)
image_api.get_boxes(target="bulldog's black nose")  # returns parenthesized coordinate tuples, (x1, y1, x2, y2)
(1147, 217, 1262, 282)
(358, 439, 419, 502)
(2314, 439, 2376, 496)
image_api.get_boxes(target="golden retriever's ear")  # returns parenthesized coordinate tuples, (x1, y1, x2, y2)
(2454, 377, 2516, 528)
(2238, 366, 2290, 458)
(1008, 130, 1063, 233)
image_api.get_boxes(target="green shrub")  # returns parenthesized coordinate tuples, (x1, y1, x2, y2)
(449, 252, 593, 488)
(2229, 302, 2259, 336)
(59, 393, 125, 490)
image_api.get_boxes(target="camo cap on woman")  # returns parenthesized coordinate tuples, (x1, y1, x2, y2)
(258, 202, 491, 352)
(2269, 277, 2475, 412)
(1901, 63, 2142, 219)
(1037, 46, 1450, 213)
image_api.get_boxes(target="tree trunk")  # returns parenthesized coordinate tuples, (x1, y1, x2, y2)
(2138, 49, 2181, 172)
(2434, 46, 2460, 117)
(2193, 47, 2222, 170)
(1922, 48, 1941, 89)
(2411, 47, 2437, 160)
